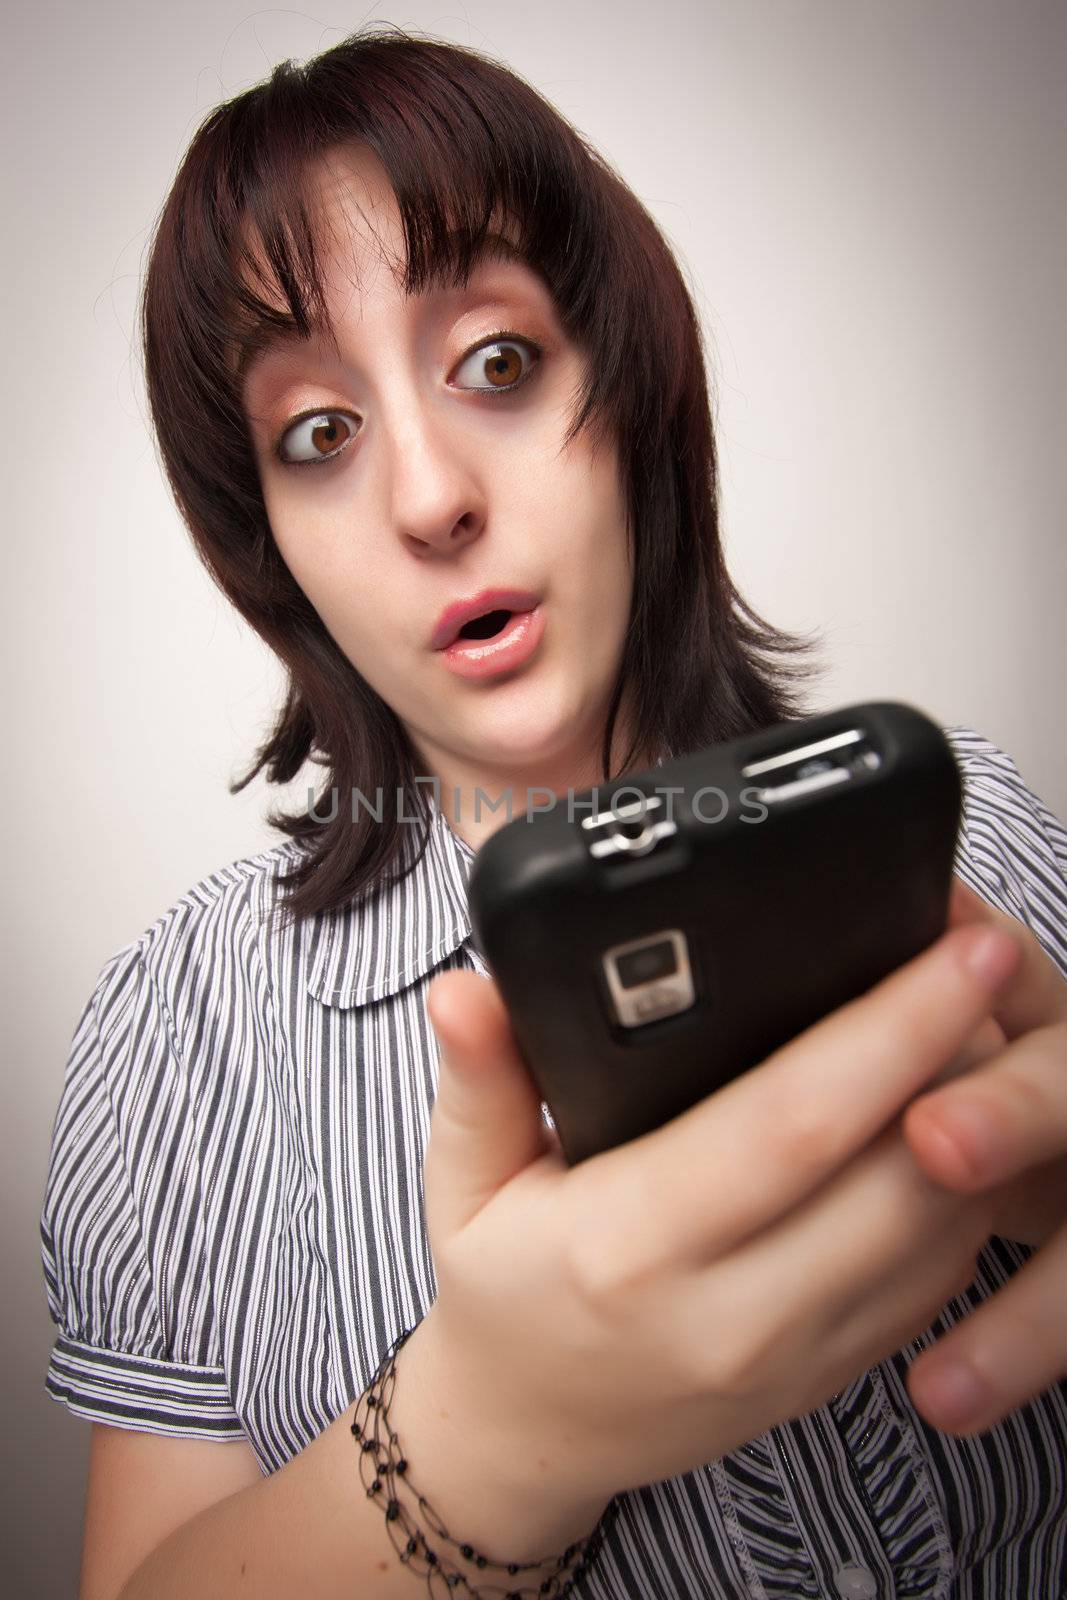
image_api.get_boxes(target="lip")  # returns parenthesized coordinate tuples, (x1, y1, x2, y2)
(430, 588, 542, 651)
(438, 604, 546, 681)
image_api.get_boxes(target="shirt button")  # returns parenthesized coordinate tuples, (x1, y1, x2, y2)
(833, 1564, 879, 1599)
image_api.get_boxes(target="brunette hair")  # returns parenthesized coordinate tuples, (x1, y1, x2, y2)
(141, 24, 814, 927)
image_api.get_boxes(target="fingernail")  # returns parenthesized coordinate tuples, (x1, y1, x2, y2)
(960, 926, 1017, 984)
(919, 1357, 988, 1430)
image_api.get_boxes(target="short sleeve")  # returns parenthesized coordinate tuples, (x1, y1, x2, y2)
(41, 938, 244, 1439)
(946, 726, 1067, 980)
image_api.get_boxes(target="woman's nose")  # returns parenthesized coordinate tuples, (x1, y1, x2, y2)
(382, 398, 488, 558)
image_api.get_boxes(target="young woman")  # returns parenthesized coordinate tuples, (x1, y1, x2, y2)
(41, 28, 1067, 1600)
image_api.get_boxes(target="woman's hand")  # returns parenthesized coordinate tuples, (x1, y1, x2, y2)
(902, 880, 1067, 1436)
(401, 918, 1023, 1559)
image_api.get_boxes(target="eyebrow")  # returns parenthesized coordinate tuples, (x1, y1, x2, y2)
(234, 231, 530, 390)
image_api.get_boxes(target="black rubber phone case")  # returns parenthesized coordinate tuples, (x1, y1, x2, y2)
(467, 702, 962, 1165)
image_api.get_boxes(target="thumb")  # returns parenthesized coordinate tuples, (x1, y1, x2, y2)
(425, 968, 554, 1236)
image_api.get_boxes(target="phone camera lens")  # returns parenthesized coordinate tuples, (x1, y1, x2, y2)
(614, 939, 678, 989)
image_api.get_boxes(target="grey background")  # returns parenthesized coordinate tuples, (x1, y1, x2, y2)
(4, 2, 1064, 1592)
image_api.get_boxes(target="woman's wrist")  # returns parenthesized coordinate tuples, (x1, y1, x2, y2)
(385, 1311, 614, 1568)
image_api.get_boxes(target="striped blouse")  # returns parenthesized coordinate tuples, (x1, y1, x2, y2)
(42, 727, 1067, 1599)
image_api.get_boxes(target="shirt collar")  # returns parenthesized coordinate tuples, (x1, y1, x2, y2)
(304, 785, 478, 1010)
(302, 752, 674, 1009)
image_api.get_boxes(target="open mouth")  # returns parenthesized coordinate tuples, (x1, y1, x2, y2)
(438, 602, 545, 678)
(456, 608, 514, 641)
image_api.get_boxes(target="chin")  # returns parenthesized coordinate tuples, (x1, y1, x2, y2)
(473, 701, 607, 778)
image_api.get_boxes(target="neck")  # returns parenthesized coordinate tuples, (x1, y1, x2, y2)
(412, 700, 657, 853)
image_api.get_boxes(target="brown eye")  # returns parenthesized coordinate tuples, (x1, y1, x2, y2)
(278, 411, 358, 465)
(482, 347, 523, 387)
(310, 418, 347, 453)
(454, 336, 539, 394)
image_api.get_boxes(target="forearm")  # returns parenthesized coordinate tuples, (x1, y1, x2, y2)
(119, 1316, 611, 1600)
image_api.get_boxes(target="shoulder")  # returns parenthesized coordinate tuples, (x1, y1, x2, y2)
(54, 833, 318, 1186)
(118, 832, 310, 968)
(945, 726, 1062, 817)
(943, 725, 1067, 975)
(90, 835, 311, 1037)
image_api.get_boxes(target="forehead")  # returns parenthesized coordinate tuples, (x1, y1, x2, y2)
(310, 144, 414, 287)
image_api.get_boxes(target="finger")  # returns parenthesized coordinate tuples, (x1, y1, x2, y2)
(814, 1200, 990, 1409)
(672, 1129, 990, 1409)
(906, 1223, 1067, 1435)
(583, 922, 1022, 1269)
(926, 1015, 1007, 1093)
(904, 1021, 1067, 1191)
(947, 878, 1067, 1039)
(709, 1127, 988, 1341)
(425, 970, 556, 1237)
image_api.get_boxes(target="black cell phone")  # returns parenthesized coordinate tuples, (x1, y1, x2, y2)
(466, 702, 962, 1165)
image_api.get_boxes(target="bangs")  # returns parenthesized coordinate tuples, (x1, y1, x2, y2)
(230, 220, 535, 393)
(198, 37, 609, 427)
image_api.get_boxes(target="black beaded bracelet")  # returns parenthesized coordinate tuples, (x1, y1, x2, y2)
(351, 1326, 619, 1598)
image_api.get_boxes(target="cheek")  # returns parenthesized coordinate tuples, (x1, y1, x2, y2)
(557, 510, 632, 668)
(265, 488, 358, 606)
(265, 501, 393, 661)
(578, 466, 632, 608)
(263, 485, 320, 591)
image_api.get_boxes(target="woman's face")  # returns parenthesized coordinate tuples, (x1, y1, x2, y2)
(242, 146, 635, 803)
